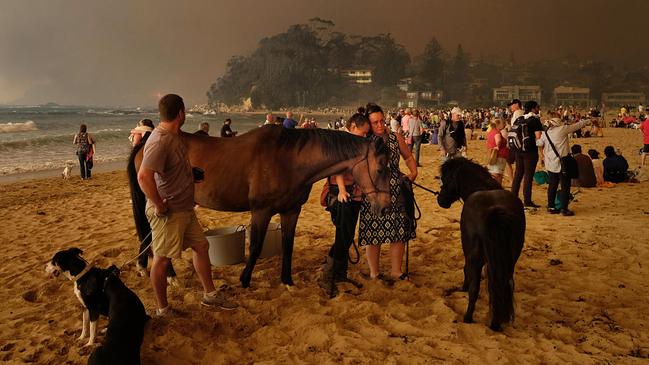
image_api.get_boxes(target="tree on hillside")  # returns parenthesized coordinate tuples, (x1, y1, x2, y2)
(208, 23, 343, 109)
(415, 37, 445, 88)
(579, 61, 613, 100)
(356, 34, 410, 87)
(207, 56, 257, 106)
(447, 44, 470, 101)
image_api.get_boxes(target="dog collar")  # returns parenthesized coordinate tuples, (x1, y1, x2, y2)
(72, 261, 94, 282)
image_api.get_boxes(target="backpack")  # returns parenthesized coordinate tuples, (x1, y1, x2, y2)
(507, 116, 535, 152)
(77, 132, 90, 155)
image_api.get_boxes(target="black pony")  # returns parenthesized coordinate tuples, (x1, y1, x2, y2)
(437, 158, 525, 331)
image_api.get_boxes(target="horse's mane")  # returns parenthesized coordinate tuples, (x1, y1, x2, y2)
(441, 157, 502, 191)
(277, 128, 369, 161)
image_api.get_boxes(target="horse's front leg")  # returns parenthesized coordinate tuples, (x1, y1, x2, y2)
(240, 209, 272, 288)
(279, 208, 301, 286)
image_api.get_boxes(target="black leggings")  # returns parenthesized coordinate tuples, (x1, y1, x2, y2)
(548, 171, 571, 209)
(328, 200, 361, 264)
(511, 152, 538, 204)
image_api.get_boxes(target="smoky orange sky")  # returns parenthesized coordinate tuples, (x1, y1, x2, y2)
(1, 0, 647, 106)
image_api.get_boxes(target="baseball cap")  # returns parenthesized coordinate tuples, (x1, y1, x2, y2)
(450, 107, 463, 115)
(507, 99, 521, 107)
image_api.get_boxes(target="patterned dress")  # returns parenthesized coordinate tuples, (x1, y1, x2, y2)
(358, 133, 416, 246)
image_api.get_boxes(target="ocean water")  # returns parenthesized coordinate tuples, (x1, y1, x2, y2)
(0, 106, 267, 176)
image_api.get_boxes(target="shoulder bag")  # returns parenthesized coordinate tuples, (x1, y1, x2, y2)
(544, 130, 579, 179)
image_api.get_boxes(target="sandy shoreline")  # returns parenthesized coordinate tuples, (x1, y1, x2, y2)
(0, 160, 127, 185)
(0, 128, 648, 364)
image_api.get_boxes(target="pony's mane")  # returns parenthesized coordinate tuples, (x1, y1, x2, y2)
(277, 128, 369, 161)
(441, 157, 502, 190)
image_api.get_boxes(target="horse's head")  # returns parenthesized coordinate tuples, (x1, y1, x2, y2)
(352, 137, 391, 215)
(437, 157, 502, 208)
(437, 158, 464, 208)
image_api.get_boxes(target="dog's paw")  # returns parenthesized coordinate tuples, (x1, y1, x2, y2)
(136, 265, 149, 277)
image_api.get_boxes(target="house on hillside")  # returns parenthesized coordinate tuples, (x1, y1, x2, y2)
(342, 69, 372, 84)
(493, 85, 541, 105)
(601, 92, 646, 107)
(397, 77, 413, 91)
(399, 90, 444, 108)
(554, 86, 590, 107)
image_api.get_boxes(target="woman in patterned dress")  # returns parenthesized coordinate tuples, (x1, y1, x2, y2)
(358, 103, 418, 280)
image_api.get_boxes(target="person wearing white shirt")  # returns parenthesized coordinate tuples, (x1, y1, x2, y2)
(537, 117, 591, 216)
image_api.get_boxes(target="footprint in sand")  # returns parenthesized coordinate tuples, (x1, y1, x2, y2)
(101, 248, 121, 258)
(22, 289, 38, 303)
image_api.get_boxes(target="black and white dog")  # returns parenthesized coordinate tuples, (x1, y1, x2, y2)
(46, 248, 149, 365)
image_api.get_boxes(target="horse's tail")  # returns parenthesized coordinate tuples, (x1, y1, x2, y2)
(127, 137, 151, 268)
(483, 206, 519, 329)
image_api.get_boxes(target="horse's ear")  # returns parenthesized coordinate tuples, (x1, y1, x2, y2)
(373, 137, 388, 155)
(69, 247, 83, 257)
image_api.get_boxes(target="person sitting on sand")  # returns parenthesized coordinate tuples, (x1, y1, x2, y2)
(603, 146, 630, 183)
(571, 144, 596, 188)
(129, 119, 154, 147)
(588, 149, 606, 186)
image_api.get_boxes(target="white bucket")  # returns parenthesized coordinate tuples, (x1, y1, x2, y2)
(205, 226, 246, 267)
(246, 222, 282, 258)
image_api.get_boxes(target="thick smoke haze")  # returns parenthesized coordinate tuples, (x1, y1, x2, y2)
(1, 0, 647, 106)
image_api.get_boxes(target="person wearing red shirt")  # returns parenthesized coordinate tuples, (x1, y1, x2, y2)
(640, 115, 649, 167)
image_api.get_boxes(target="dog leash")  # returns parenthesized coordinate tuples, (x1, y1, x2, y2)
(120, 231, 153, 270)
(120, 214, 167, 270)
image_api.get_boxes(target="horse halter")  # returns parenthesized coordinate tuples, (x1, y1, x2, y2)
(351, 145, 390, 197)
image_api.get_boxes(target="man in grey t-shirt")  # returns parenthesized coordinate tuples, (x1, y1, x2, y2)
(138, 94, 236, 316)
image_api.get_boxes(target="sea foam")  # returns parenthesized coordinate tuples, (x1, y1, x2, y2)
(0, 121, 38, 133)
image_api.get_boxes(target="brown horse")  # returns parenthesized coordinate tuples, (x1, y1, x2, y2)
(128, 125, 391, 288)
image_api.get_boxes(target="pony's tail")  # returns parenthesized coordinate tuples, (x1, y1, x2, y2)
(483, 207, 518, 330)
(127, 136, 151, 268)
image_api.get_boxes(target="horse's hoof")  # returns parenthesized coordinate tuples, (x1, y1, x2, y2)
(282, 278, 295, 287)
(463, 316, 473, 324)
(443, 286, 462, 297)
(240, 278, 251, 288)
(284, 284, 295, 292)
(489, 323, 503, 332)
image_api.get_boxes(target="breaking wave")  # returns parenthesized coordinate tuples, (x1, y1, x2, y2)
(0, 121, 38, 133)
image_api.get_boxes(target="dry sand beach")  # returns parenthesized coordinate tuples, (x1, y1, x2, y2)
(0, 128, 648, 364)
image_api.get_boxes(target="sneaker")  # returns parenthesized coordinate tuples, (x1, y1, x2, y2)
(155, 306, 181, 318)
(547, 207, 560, 214)
(561, 209, 575, 216)
(524, 202, 541, 208)
(201, 291, 238, 310)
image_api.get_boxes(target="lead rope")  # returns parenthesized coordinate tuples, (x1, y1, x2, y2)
(404, 180, 433, 280)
